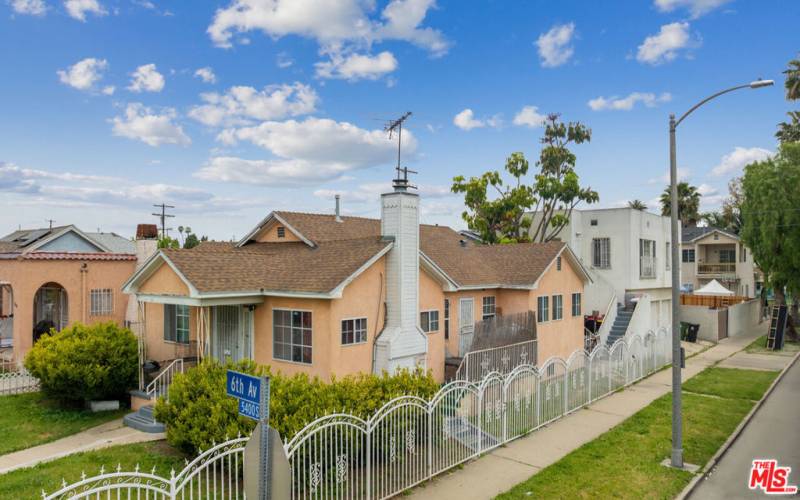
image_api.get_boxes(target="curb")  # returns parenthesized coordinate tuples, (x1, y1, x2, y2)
(675, 349, 800, 500)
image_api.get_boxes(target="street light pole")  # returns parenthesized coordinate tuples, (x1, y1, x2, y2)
(668, 79, 773, 469)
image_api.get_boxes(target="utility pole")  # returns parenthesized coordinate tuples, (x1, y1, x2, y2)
(384, 112, 416, 190)
(152, 203, 175, 240)
(46, 219, 55, 229)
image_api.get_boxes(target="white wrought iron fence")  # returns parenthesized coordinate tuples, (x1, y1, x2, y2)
(454, 339, 537, 382)
(0, 358, 39, 395)
(44, 328, 671, 500)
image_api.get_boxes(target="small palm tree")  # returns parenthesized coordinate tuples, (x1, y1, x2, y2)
(660, 182, 700, 224)
(628, 199, 647, 210)
(784, 57, 800, 100)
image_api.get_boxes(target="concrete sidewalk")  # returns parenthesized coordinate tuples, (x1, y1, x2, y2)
(0, 418, 164, 475)
(408, 331, 770, 500)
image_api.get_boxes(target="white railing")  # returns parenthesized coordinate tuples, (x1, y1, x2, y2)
(454, 340, 537, 382)
(284, 328, 670, 499)
(595, 293, 617, 347)
(46, 328, 671, 500)
(640, 256, 656, 278)
(146, 358, 184, 401)
(43, 436, 249, 499)
(0, 359, 39, 395)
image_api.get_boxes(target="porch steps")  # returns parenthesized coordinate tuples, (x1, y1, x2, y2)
(606, 305, 634, 347)
(123, 405, 165, 434)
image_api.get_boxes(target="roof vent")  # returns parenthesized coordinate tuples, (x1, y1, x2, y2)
(459, 239, 467, 247)
(335, 194, 342, 223)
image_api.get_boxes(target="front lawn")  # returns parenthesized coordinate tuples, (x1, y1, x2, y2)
(0, 441, 185, 499)
(497, 367, 778, 499)
(0, 392, 127, 455)
(745, 334, 800, 354)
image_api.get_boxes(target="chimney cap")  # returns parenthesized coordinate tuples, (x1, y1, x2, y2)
(136, 224, 159, 240)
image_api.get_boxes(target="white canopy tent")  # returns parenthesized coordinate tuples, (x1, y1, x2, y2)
(694, 279, 734, 296)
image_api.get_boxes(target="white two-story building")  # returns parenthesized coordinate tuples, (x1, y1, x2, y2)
(680, 226, 761, 298)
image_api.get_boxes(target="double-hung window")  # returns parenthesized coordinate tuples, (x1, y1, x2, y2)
(164, 304, 190, 344)
(90, 289, 113, 316)
(273, 310, 312, 364)
(682, 249, 695, 263)
(537, 296, 549, 323)
(571, 292, 582, 317)
(444, 299, 450, 339)
(341, 318, 367, 345)
(482, 296, 496, 320)
(552, 295, 563, 320)
(592, 238, 611, 269)
(639, 239, 656, 278)
(420, 310, 439, 333)
(719, 249, 736, 263)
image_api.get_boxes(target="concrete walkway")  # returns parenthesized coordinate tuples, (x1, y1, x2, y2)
(408, 331, 768, 500)
(689, 352, 800, 499)
(0, 418, 165, 475)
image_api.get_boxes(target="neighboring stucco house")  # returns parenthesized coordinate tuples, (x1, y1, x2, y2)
(680, 226, 761, 298)
(0, 225, 151, 362)
(123, 184, 591, 385)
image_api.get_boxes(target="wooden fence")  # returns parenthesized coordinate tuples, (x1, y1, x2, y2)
(680, 294, 750, 308)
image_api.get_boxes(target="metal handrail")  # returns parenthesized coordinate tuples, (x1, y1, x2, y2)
(145, 358, 184, 400)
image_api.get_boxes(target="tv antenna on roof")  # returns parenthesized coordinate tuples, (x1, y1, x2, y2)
(384, 111, 416, 190)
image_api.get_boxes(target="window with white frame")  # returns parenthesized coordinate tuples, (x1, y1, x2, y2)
(341, 318, 367, 345)
(639, 239, 656, 278)
(273, 309, 312, 364)
(444, 299, 450, 339)
(420, 310, 439, 333)
(164, 304, 189, 344)
(552, 294, 563, 320)
(482, 296, 496, 320)
(537, 296, 549, 323)
(571, 292, 582, 317)
(682, 248, 695, 263)
(90, 288, 113, 316)
(592, 238, 611, 269)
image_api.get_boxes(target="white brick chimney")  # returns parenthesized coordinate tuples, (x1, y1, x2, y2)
(373, 183, 427, 373)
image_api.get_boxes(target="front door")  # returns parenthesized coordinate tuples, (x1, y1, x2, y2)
(459, 298, 474, 356)
(213, 306, 253, 362)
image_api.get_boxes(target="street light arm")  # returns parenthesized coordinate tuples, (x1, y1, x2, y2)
(674, 84, 751, 128)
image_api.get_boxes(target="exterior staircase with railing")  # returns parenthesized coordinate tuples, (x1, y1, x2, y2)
(124, 358, 184, 433)
(606, 303, 635, 347)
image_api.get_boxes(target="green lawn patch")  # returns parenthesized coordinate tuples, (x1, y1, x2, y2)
(0, 392, 127, 455)
(745, 334, 800, 354)
(683, 367, 778, 401)
(497, 368, 774, 499)
(0, 441, 185, 499)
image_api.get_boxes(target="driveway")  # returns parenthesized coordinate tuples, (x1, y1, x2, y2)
(689, 356, 800, 499)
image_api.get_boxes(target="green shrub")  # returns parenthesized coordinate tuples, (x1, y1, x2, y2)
(24, 322, 138, 404)
(155, 359, 439, 454)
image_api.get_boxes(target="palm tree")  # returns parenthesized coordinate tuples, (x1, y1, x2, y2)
(777, 111, 800, 143)
(628, 199, 647, 210)
(660, 182, 701, 225)
(784, 57, 800, 100)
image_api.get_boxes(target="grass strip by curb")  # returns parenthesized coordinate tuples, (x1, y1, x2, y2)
(496, 367, 778, 500)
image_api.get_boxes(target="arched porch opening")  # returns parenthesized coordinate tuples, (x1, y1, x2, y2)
(33, 282, 68, 343)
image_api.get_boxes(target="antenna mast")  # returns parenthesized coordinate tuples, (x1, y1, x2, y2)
(384, 111, 416, 190)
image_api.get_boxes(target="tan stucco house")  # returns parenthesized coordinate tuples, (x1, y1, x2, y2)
(0, 225, 147, 362)
(123, 185, 591, 385)
(680, 226, 762, 298)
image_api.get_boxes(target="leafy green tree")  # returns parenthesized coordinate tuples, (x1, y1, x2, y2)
(740, 143, 800, 336)
(452, 114, 598, 243)
(158, 236, 180, 249)
(721, 177, 744, 234)
(776, 111, 800, 143)
(628, 199, 647, 210)
(184, 233, 200, 249)
(659, 182, 701, 225)
(701, 211, 726, 228)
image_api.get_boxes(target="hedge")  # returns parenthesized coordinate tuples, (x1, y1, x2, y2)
(154, 359, 439, 454)
(24, 322, 139, 404)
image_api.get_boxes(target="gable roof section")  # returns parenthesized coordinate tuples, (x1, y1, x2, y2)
(0, 225, 125, 256)
(682, 226, 740, 243)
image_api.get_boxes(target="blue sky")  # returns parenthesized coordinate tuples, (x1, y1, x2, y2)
(0, 0, 796, 240)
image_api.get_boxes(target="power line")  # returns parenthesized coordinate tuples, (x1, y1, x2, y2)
(152, 203, 175, 239)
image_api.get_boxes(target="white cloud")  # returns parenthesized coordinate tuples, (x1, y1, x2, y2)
(194, 67, 217, 84)
(10, 0, 47, 16)
(207, 0, 449, 56)
(711, 147, 772, 177)
(276, 52, 294, 68)
(536, 23, 576, 68)
(696, 183, 718, 196)
(101, 85, 115, 95)
(111, 103, 191, 147)
(57, 57, 108, 91)
(198, 117, 417, 186)
(654, 0, 731, 18)
(649, 167, 690, 184)
(315, 51, 398, 81)
(512, 105, 547, 128)
(636, 22, 693, 65)
(453, 109, 486, 131)
(188, 83, 318, 127)
(63, 0, 106, 21)
(314, 182, 452, 204)
(127, 64, 165, 93)
(588, 92, 672, 111)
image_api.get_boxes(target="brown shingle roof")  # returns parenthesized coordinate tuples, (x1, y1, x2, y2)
(161, 237, 391, 294)
(274, 211, 381, 242)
